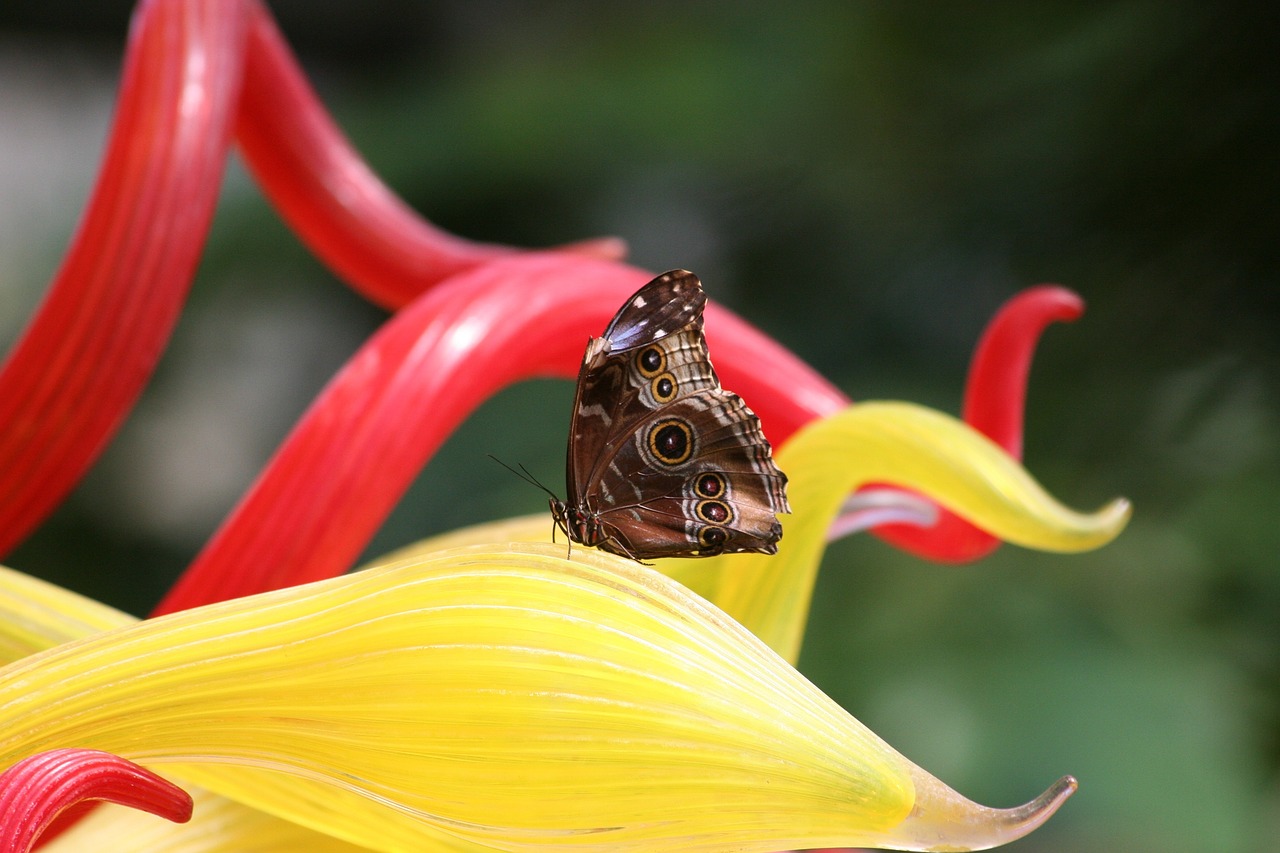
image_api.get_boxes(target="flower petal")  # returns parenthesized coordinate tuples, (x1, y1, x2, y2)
(0, 0, 251, 557)
(963, 285, 1084, 456)
(0, 566, 395, 852)
(714, 402, 1131, 664)
(378, 402, 1129, 669)
(155, 253, 1104, 615)
(874, 285, 1088, 562)
(155, 253, 831, 613)
(40, 785, 372, 853)
(0, 0, 623, 562)
(0, 566, 134, 663)
(375, 514, 726, 604)
(0, 748, 191, 852)
(234, 2, 625, 311)
(0, 547, 1071, 851)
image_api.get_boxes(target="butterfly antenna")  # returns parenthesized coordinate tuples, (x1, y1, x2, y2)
(488, 454, 560, 501)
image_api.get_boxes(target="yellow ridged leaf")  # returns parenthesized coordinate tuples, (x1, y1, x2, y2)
(377, 515, 723, 602)
(0, 567, 395, 852)
(0, 564, 134, 661)
(383, 403, 1130, 669)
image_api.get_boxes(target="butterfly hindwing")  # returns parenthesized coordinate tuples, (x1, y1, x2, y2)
(587, 391, 789, 557)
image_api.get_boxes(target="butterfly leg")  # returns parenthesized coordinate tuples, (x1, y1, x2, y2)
(595, 532, 652, 566)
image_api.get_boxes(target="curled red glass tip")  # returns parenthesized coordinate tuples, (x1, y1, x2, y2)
(872, 284, 1086, 562)
(0, 749, 192, 851)
(963, 285, 1085, 458)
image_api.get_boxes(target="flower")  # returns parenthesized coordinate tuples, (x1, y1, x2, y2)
(0, 0, 1129, 849)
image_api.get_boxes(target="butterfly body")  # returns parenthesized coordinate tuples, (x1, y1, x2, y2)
(553, 270, 789, 560)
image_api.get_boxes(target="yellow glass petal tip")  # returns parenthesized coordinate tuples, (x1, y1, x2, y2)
(864, 769, 1077, 851)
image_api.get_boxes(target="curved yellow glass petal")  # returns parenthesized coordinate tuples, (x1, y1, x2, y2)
(40, 786, 373, 853)
(715, 402, 1132, 664)
(377, 513, 724, 601)
(0, 567, 406, 852)
(386, 402, 1130, 669)
(0, 564, 134, 660)
(0, 546, 1069, 851)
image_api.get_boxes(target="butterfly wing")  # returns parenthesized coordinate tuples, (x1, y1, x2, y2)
(564, 270, 789, 559)
(590, 389, 790, 557)
(565, 271, 716, 509)
(601, 269, 706, 350)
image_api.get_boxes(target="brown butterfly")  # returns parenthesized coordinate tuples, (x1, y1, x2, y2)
(550, 270, 789, 560)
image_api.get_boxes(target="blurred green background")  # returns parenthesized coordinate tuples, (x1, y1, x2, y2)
(2, 2, 1277, 850)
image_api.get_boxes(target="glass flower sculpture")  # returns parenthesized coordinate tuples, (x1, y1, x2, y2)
(0, 1, 1129, 850)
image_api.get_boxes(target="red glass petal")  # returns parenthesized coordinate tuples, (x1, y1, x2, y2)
(233, 2, 516, 310)
(963, 285, 1084, 457)
(154, 253, 847, 613)
(0, 0, 251, 557)
(0, 0, 619, 560)
(872, 285, 1085, 562)
(0, 749, 191, 850)
(0, 0, 1086, 576)
(158, 258, 1087, 609)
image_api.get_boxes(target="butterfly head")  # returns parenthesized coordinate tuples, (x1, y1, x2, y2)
(549, 498, 595, 547)
(548, 498, 569, 537)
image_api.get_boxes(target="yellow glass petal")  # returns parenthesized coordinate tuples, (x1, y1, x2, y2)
(0, 565, 711, 853)
(0, 564, 134, 661)
(0, 545, 1068, 851)
(377, 513, 724, 602)
(715, 401, 1132, 665)
(377, 403, 1129, 669)
(40, 786, 373, 853)
(0, 566, 402, 852)
(170, 764, 546, 852)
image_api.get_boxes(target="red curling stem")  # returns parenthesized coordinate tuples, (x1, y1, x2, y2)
(233, 2, 517, 310)
(0, 0, 620, 557)
(0, 749, 192, 852)
(158, 259, 1083, 611)
(872, 285, 1085, 562)
(0, 0, 250, 558)
(154, 253, 846, 613)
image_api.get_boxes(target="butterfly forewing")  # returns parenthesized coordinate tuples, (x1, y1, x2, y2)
(566, 274, 718, 505)
(561, 270, 789, 559)
(600, 269, 705, 349)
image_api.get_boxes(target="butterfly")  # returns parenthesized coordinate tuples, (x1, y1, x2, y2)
(550, 270, 789, 560)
